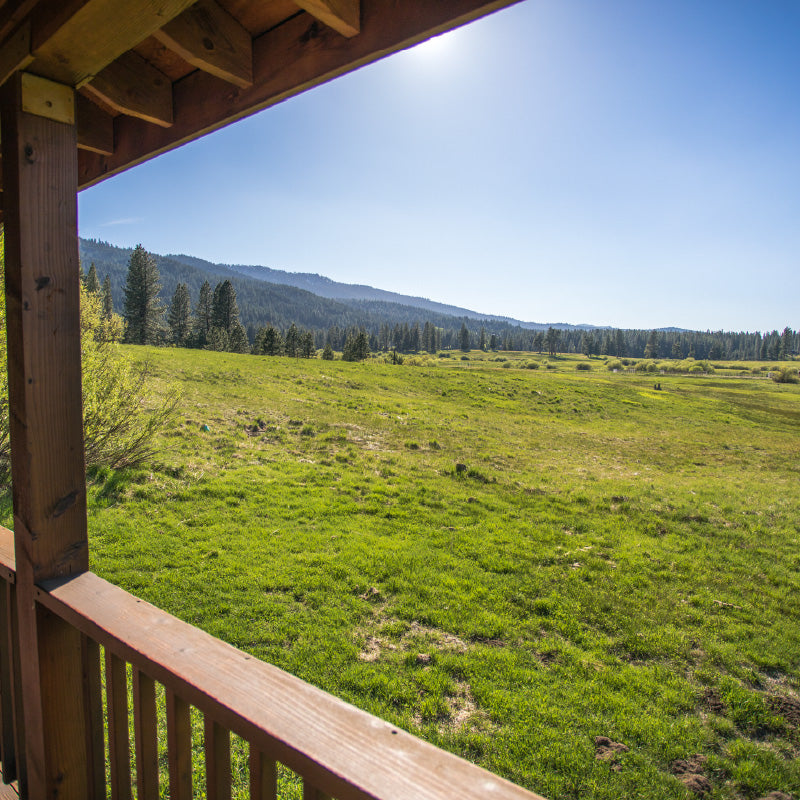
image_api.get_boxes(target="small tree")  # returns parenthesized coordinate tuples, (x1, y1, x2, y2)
(167, 283, 191, 346)
(193, 280, 213, 347)
(123, 244, 163, 344)
(211, 280, 240, 335)
(101, 275, 114, 318)
(84, 261, 101, 295)
(321, 342, 334, 360)
(228, 322, 249, 354)
(285, 323, 300, 357)
(459, 322, 471, 352)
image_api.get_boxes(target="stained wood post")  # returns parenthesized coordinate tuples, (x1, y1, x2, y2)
(1, 70, 90, 798)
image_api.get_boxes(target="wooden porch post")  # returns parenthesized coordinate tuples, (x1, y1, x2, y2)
(1, 71, 91, 798)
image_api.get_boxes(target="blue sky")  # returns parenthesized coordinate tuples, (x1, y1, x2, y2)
(78, 0, 800, 332)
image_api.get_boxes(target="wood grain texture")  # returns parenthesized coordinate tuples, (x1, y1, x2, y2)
(29, 0, 199, 86)
(76, 92, 113, 155)
(106, 650, 132, 800)
(6, 584, 24, 797)
(20, 71, 74, 123)
(78, 0, 523, 188)
(249, 748, 277, 800)
(0, 19, 33, 87)
(0, 582, 17, 784)
(37, 571, 543, 800)
(81, 635, 105, 799)
(133, 668, 159, 800)
(294, 0, 359, 37)
(83, 50, 172, 127)
(37, 605, 90, 798)
(205, 717, 232, 800)
(167, 689, 193, 800)
(1, 71, 87, 799)
(154, 0, 253, 88)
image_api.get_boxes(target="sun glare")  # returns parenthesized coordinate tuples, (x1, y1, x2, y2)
(410, 30, 458, 61)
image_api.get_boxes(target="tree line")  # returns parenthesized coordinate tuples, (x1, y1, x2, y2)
(113, 244, 798, 362)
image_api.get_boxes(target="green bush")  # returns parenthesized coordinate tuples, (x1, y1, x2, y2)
(772, 367, 799, 384)
(575, 362, 591, 371)
(0, 235, 176, 487)
(606, 359, 623, 371)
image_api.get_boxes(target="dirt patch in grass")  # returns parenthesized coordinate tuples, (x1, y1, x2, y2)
(670, 755, 712, 796)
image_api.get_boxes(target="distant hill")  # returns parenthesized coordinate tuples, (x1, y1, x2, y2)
(79, 238, 604, 333)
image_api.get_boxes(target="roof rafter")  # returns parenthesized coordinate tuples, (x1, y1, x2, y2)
(82, 51, 173, 127)
(27, 0, 199, 86)
(293, 0, 359, 38)
(153, 0, 253, 89)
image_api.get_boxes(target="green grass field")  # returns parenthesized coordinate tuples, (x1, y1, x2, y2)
(14, 348, 800, 799)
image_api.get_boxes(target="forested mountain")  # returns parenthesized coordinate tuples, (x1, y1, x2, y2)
(79, 238, 797, 361)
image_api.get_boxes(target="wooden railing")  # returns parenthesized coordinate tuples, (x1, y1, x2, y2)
(0, 527, 542, 800)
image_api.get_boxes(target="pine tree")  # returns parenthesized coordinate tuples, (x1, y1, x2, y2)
(211, 280, 240, 334)
(285, 323, 300, 357)
(84, 262, 101, 295)
(101, 275, 114, 319)
(194, 281, 213, 346)
(671, 340, 683, 359)
(301, 331, 315, 358)
(123, 245, 163, 345)
(479, 327, 487, 351)
(228, 322, 249, 354)
(459, 322, 471, 352)
(168, 283, 191, 346)
(644, 330, 659, 359)
(321, 342, 334, 360)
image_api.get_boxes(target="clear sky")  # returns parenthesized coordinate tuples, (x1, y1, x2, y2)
(78, 0, 800, 332)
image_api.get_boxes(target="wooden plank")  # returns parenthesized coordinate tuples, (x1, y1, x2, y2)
(167, 690, 192, 800)
(28, 0, 199, 87)
(81, 635, 105, 799)
(303, 780, 332, 800)
(106, 651, 132, 800)
(132, 668, 159, 800)
(82, 50, 172, 127)
(1, 70, 87, 800)
(36, 604, 89, 798)
(0, 582, 16, 784)
(7, 584, 25, 797)
(37, 572, 543, 800)
(294, 0, 359, 37)
(76, 93, 114, 155)
(0, 19, 33, 87)
(20, 71, 74, 124)
(154, 0, 253, 88)
(205, 717, 232, 800)
(249, 748, 277, 800)
(0, 529, 14, 584)
(78, 0, 523, 189)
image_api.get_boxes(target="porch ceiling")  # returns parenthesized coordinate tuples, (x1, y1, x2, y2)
(0, 0, 523, 191)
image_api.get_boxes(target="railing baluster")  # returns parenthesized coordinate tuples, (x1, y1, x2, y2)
(166, 689, 192, 800)
(8, 585, 26, 797)
(0, 582, 16, 784)
(205, 717, 231, 800)
(81, 636, 105, 799)
(303, 779, 332, 800)
(132, 668, 159, 799)
(248, 747, 277, 800)
(105, 650, 132, 800)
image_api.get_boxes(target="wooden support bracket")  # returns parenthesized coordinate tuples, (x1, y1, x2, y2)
(154, 0, 254, 89)
(21, 72, 74, 124)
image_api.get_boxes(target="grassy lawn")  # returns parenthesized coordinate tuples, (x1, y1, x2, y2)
(15, 348, 800, 799)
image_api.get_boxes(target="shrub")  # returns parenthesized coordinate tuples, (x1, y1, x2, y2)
(772, 367, 799, 384)
(525, 362, 539, 369)
(607, 359, 623, 371)
(575, 362, 591, 371)
(0, 238, 176, 487)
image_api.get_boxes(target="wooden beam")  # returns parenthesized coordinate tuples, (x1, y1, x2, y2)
(28, 0, 200, 87)
(0, 19, 33, 87)
(78, 0, 523, 188)
(76, 92, 114, 155)
(293, 0, 359, 38)
(82, 50, 173, 127)
(1, 70, 89, 799)
(153, 0, 253, 89)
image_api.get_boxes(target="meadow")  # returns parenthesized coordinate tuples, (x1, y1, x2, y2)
(13, 348, 799, 799)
